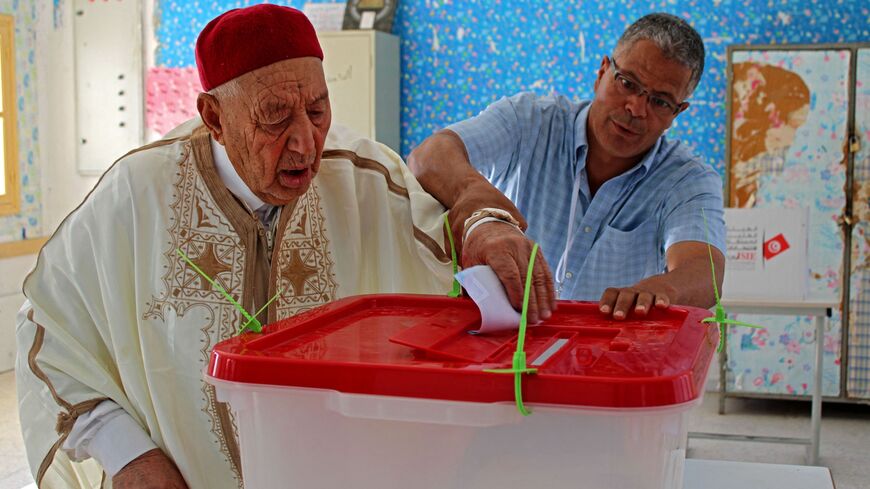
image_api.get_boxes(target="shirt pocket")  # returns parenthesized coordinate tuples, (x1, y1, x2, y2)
(579, 217, 661, 292)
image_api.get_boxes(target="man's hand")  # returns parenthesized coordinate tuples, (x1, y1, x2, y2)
(598, 241, 724, 319)
(598, 277, 678, 320)
(113, 448, 188, 489)
(462, 221, 556, 323)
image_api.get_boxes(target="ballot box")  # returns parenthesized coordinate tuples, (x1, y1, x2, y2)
(206, 295, 717, 489)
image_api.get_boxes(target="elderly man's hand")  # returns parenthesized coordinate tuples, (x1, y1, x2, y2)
(113, 448, 188, 489)
(598, 276, 678, 320)
(462, 221, 556, 323)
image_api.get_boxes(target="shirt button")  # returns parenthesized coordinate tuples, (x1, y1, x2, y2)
(583, 226, 592, 233)
(566, 272, 574, 279)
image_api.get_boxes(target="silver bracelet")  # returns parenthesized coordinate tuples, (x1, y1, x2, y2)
(463, 216, 523, 242)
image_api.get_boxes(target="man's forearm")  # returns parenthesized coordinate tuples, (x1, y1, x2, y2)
(408, 130, 490, 207)
(637, 256, 721, 309)
(407, 130, 525, 229)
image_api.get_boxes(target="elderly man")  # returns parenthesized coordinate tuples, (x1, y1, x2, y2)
(17, 5, 452, 488)
(409, 13, 726, 323)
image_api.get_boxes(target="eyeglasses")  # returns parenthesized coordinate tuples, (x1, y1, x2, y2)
(608, 56, 685, 117)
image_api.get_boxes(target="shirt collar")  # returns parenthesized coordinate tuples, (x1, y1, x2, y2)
(634, 136, 661, 177)
(572, 103, 592, 174)
(573, 102, 662, 178)
(210, 137, 269, 214)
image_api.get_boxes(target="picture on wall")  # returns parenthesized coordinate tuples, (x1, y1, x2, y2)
(725, 46, 852, 397)
(342, 0, 397, 32)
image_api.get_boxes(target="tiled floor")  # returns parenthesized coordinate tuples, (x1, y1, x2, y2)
(688, 394, 870, 489)
(1, 369, 868, 489)
(0, 371, 33, 489)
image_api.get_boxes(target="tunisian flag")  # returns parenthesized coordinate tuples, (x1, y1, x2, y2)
(763, 233, 790, 260)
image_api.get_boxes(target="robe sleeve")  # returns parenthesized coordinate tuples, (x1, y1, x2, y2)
(377, 139, 456, 278)
(321, 134, 455, 293)
(16, 163, 145, 487)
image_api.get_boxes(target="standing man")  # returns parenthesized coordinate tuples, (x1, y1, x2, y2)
(17, 5, 452, 488)
(409, 13, 726, 322)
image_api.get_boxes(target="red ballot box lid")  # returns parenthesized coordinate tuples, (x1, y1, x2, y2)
(208, 294, 718, 408)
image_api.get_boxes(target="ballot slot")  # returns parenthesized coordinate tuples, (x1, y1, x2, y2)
(482, 327, 619, 367)
(531, 339, 569, 366)
(520, 327, 627, 373)
(530, 333, 577, 367)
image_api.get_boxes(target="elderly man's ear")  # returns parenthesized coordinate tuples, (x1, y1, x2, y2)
(197, 93, 224, 144)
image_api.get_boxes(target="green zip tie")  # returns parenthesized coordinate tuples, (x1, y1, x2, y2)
(444, 214, 462, 298)
(239, 288, 284, 335)
(176, 248, 281, 335)
(698, 209, 764, 352)
(483, 243, 540, 416)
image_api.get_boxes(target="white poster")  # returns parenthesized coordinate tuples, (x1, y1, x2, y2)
(303, 2, 345, 32)
(722, 208, 809, 301)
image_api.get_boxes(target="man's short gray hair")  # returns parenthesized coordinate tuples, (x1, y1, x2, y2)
(616, 13, 706, 95)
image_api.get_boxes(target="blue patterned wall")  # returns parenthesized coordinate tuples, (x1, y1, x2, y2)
(154, 0, 869, 174)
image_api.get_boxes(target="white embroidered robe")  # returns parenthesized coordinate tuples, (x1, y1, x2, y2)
(16, 120, 453, 488)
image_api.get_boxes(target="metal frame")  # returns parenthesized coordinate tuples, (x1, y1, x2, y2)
(692, 300, 835, 465)
(713, 390, 870, 406)
(723, 43, 870, 405)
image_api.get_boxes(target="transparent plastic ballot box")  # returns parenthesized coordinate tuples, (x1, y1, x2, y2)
(207, 294, 718, 489)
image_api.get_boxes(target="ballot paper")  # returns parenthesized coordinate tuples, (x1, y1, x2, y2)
(455, 265, 523, 334)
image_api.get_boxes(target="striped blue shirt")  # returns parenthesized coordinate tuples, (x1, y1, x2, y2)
(448, 92, 726, 301)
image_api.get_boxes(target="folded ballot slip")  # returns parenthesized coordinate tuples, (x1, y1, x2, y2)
(455, 265, 524, 334)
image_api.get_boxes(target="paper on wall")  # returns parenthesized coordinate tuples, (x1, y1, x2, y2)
(722, 207, 809, 301)
(303, 2, 345, 32)
(360, 11, 376, 29)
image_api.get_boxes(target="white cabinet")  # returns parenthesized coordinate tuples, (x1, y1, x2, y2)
(317, 31, 400, 152)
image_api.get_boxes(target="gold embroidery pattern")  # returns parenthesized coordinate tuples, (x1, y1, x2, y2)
(145, 143, 244, 317)
(143, 146, 245, 486)
(276, 184, 339, 319)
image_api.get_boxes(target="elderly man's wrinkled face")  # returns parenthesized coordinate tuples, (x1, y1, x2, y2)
(588, 40, 693, 164)
(200, 57, 331, 206)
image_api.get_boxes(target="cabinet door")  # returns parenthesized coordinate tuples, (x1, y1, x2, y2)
(725, 48, 850, 397)
(318, 33, 374, 141)
(74, 0, 143, 175)
(848, 48, 870, 400)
